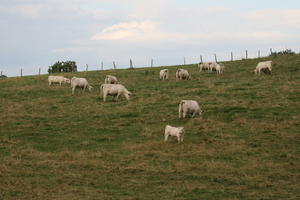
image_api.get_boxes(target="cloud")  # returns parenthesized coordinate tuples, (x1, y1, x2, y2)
(91, 21, 185, 41)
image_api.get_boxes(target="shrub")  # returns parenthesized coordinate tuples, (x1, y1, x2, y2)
(271, 49, 295, 57)
(48, 61, 77, 73)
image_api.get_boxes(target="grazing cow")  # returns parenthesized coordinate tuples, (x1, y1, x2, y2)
(159, 69, 169, 80)
(179, 100, 202, 118)
(198, 62, 211, 72)
(254, 61, 272, 75)
(209, 62, 224, 74)
(176, 69, 190, 80)
(105, 75, 118, 84)
(164, 125, 185, 143)
(100, 84, 131, 102)
(48, 76, 70, 86)
(71, 77, 93, 94)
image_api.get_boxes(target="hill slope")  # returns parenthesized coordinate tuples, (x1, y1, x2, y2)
(0, 55, 299, 199)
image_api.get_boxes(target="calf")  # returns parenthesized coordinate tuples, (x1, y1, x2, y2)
(159, 69, 169, 80)
(164, 125, 185, 143)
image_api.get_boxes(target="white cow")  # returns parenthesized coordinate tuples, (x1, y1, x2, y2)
(164, 125, 185, 143)
(159, 69, 169, 80)
(254, 61, 272, 75)
(48, 76, 70, 86)
(176, 69, 190, 80)
(100, 84, 131, 102)
(179, 100, 202, 118)
(71, 77, 93, 94)
(105, 75, 118, 84)
(209, 62, 224, 74)
(219, 63, 225, 74)
(198, 62, 211, 72)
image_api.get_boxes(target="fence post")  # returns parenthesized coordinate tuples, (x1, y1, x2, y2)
(101, 62, 103, 70)
(113, 61, 116, 69)
(151, 59, 153, 67)
(270, 48, 273, 55)
(258, 50, 260, 58)
(1, 71, 2, 76)
(231, 52, 233, 61)
(21, 68, 23, 77)
(38, 68, 41, 75)
(200, 55, 203, 63)
(214, 54, 217, 62)
(85, 64, 89, 72)
(246, 50, 248, 59)
(183, 57, 186, 65)
(130, 58, 133, 68)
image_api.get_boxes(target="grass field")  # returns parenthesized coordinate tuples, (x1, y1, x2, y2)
(0, 54, 299, 199)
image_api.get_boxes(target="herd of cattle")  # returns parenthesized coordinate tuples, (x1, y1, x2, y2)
(47, 60, 273, 142)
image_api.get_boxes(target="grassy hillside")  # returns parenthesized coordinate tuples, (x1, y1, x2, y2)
(0, 55, 299, 199)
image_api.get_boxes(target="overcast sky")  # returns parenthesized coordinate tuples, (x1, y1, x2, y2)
(1, 0, 300, 76)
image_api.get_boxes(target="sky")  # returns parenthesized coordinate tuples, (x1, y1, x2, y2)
(0, 0, 300, 76)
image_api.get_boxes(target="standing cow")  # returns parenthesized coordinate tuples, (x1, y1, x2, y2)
(71, 77, 93, 94)
(179, 100, 202, 118)
(105, 75, 118, 84)
(198, 62, 211, 72)
(164, 125, 185, 143)
(176, 69, 190, 80)
(48, 76, 70, 86)
(254, 61, 272, 75)
(100, 84, 132, 102)
(159, 69, 169, 80)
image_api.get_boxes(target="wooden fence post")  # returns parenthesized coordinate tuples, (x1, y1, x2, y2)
(85, 64, 89, 72)
(270, 48, 273, 55)
(183, 57, 186, 65)
(214, 54, 217, 62)
(38, 68, 41, 75)
(258, 50, 260, 58)
(151, 59, 153, 67)
(200, 55, 203, 63)
(130, 58, 133, 68)
(231, 52, 233, 61)
(101, 62, 103, 70)
(246, 50, 248, 59)
(113, 61, 116, 69)
(21, 68, 23, 77)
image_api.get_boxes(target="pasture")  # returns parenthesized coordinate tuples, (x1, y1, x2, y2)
(0, 54, 299, 199)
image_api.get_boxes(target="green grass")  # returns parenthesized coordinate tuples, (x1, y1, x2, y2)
(0, 54, 299, 199)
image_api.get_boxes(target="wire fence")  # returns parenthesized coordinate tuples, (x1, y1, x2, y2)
(1, 47, 299, 78)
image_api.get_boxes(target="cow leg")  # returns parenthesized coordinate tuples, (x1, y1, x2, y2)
(191, 111, 196, 118)
(116, 93, 120, 101)
(177, 136, 180, 143)
(164, 134, 169, 142)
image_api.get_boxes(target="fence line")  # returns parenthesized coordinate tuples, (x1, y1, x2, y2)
(2, 48, 298, 77)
